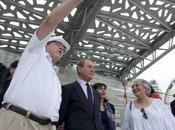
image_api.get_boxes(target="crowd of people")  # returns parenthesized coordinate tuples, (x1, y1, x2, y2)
(0, 0, 175, 130)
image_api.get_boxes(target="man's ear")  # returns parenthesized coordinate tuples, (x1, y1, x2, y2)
(46, 44, 49, 53)
(77, 65, 80, 72)
(77, 65, 81, 75)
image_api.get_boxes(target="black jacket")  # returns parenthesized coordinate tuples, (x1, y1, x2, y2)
(170, 100, 175, 117)
(58, 81, 104, 130)
(0, 64, 8, 85)
(0, 79, 11, 108)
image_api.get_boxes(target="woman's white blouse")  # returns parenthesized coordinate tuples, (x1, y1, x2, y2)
(121, 99, 175, 130)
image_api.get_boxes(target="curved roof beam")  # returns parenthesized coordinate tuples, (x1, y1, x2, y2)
(60, 0, 107, 65)
(98, 11, 170, 32)
(120, 32, 175, 79)
(96, 16, 150, 48)
(128, 0, 172, 31)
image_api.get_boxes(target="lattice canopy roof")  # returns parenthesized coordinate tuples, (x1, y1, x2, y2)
(0, 0, 175, 80)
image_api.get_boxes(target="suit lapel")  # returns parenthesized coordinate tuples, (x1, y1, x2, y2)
(74, 81, 89, 112)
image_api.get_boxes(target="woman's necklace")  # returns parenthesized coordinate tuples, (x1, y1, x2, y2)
(135, 98, 152, 109)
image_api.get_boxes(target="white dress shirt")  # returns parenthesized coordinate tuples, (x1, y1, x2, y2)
(77, 78, 93, 100)
(4, 31, 61, 121)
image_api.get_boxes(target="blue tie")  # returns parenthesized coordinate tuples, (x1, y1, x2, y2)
(86, 83, 93, 113)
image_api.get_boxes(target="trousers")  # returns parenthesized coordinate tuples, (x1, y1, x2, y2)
(0, 108, 56, 130)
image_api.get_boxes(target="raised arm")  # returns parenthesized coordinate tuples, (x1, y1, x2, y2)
(37, 0, 83, 40)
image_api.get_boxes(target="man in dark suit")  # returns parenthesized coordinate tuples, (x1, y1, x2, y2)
(170, 94, 175, 117)
(57, 58, 104, 130)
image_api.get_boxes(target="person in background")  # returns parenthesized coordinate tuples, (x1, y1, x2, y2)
(121, 79, 175, 130)
(0, 63, 8, 86)
(57, 58, 104, 130)
(149, 80, 162, 100)
(0, 60, 19, 107)
(92, 83, 116, 130)
(170, 94, 175, 117)
(149, 85, 162, 100)
(0, 0, 83, 130)
(3, 60, 18, 81)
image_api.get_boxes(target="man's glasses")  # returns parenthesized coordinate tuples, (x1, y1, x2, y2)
(140, 108, 148, 119)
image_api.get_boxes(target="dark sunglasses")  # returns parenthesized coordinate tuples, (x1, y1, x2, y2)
(140, 108, 148, 119)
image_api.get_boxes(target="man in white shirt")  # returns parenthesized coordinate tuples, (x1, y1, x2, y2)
(0, 0, 83, 130)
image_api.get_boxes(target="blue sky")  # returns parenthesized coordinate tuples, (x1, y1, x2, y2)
(138, 49, 175, 93)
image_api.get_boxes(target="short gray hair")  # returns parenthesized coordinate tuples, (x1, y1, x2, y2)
(132, 79, 152, 96)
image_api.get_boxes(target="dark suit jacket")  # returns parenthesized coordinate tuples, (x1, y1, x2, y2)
(170, 100, 175, 117)
(0, 79, 11, 108)
(58, 81, 104, 130)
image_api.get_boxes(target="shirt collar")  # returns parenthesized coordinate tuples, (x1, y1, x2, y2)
(46, 52, 52, 62)
(53, 65, 59, 73)
(46, 52, 59, 73)
(77, 78, 87, 87)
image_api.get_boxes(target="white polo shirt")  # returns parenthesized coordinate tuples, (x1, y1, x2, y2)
(4, 31, 61, 121)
